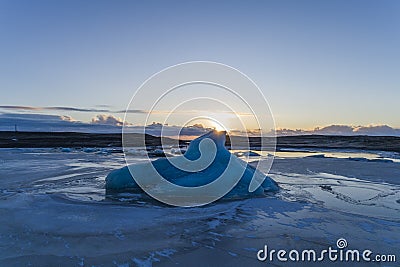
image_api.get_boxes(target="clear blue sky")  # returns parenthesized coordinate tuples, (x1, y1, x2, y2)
(0, 0, 399, 129)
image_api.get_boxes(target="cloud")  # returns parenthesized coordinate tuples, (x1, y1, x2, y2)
(91, 114, 123, 126)
(0, 105, 110, 113)
(275, 124, 400, 136)
(0, 113, 74, 122)
(47, 106, 111, 112)
(314, 125, 355, 135)
(0, 105, 248, 116)
(0, 105, 146, 114)
(0, 105, 39, 111)
(120, 109, 147, 114)
(0, 113, 121, 133)
(137, 122, 213, 137)
(353, 125, 400, 136)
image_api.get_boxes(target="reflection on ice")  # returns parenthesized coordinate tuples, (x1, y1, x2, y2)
(272, 172, 400, 221)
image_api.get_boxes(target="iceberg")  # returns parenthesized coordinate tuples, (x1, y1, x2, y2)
(106, 131, 278, 203)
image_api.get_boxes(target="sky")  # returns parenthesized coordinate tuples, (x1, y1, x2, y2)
(0, 0, 399, 134)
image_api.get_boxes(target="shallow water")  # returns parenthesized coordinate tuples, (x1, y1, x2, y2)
(0, 148, 399, 266)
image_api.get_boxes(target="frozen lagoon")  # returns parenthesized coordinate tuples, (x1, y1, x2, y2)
(0, 147, 399, 266)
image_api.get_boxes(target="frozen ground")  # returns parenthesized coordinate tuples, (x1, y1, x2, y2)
(0, 147, 399, 266)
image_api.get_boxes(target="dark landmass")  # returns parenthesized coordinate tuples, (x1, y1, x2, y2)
(292, 135, 400, 153)
(248, 135, 400, 153)
(0, 131, 399, 153)
(0, 131, 177, 148)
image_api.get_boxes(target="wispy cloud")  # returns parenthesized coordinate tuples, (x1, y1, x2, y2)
(46, 106, 111, 112)
(0, 105, 147, 114)
(0, 105, 251, 116)
(119, 109, 147, 114)
(0, 105, 109, 113)
(0, 105, 39, 111)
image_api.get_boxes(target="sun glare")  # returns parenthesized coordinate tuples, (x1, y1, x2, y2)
(211, 121, 226, 132)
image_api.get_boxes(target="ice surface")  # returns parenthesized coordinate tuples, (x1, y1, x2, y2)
(106, 131, 279, 200)
(1, 146, 400, 266)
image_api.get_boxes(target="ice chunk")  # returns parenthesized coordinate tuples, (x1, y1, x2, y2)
(170, 148, 187, 155)
(234, 151, 261, 157)
(82, 147, 97, 153)
(106, 131, 278, 201)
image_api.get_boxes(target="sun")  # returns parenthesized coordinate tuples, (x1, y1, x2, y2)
(210, 121, 226, 132)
